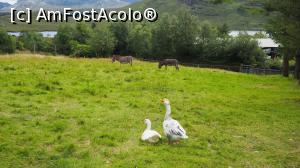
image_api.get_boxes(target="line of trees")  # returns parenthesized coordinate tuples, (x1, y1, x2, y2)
(0, 9, 267, 67)
(0, 28, 54, 54)
(54, 9, 266, 66)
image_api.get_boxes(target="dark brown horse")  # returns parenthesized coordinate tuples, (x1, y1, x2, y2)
(112, 55, 133, 66)
(158, 59, 179, 70)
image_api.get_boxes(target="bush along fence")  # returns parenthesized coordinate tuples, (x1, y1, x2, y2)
(141, 59, 282, 75)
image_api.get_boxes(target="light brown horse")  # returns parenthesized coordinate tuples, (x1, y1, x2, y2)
(112, 55, 133, 66)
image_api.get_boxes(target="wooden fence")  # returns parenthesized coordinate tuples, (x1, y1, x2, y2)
(239, 64, 282, 75)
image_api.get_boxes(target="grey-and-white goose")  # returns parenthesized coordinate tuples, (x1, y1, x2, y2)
(161, 98, 188, 144)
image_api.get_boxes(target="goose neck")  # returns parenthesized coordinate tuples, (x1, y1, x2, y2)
(146, 122, 151, 130)
(164, 104, 171, 120)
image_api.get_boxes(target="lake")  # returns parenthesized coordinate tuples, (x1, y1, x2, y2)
(7, 30, 267, 39)
(7, 31, 57, 38)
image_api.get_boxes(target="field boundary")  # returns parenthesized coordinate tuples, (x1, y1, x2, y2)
(141, 58, 282, 75)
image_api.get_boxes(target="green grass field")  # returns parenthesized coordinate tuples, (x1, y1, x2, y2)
(0, 54, 299, 168)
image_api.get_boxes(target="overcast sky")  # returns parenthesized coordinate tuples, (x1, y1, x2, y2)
(0, 0, 17, 4)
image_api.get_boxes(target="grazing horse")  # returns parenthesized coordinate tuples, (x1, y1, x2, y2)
(112, 55, 133, 66)
(158, 59, 179, 70)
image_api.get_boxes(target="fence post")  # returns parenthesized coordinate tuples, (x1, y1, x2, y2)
(33, 43, 36, 54)
(54, 45, 57, 56)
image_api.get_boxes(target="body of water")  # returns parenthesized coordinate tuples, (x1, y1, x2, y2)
(7, 30, 278, 48)
(8, 30, 267, 39)
(8, 31, 57, 38)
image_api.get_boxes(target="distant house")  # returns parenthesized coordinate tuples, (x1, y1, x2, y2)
(229, 30, 268, 37)
(229, 31, 280, 58)
(257, 38, 280, 59)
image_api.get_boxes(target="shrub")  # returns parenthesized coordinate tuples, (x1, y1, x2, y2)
(71, 41, 93, 57)
(225, 35, 266, 66)
(0, 28, 16, 54)
(265, 58, 282, 70)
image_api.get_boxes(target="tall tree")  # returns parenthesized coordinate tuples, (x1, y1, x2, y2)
(128, 24, 152, 58)
(280, 47, 291, 77)
(55, 25, 75, 55)
(265, 0, 300, 82)
(0, 28, 16, 54)
(110, 22, 129, 55)
(74, 23, 91, 44)
(196, 22, 219, 62)
(89, 26, 115, 57)
(152, 14, 178, 59)
(217, 23, 230, 38)
(174, 9, 199, 62)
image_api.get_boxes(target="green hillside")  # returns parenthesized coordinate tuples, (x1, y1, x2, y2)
(0, 0, 267, 31)
(129, 0, 266, 30)
(0, 13, 76, 31)
(0, 54, 299, 167)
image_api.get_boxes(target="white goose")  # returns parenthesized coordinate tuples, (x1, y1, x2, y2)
(141, 119, 162, 143)
(162, 98, 188, 144)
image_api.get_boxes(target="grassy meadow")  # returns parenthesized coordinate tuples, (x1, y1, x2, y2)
(0, 54, 299, 167)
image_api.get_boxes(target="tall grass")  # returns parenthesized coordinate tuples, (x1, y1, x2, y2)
(0, 54, 299, 167)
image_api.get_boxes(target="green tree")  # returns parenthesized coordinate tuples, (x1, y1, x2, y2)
(74, 23, 91, 44)
(55, 25, 75, 55)
(89, 26, 115, 57)
(152, 14, 178, 59)
(0, 28, 16, 54)
(226, 35, 266, 66)
(174, 9, 198, 61)
(128, 24, 152, 57)
(195, 22, 219, 62)
(109, 22, 129, 55)
(217, 23, 230, 38)
(16, 39, 24, 51)
(265, 0, 300, 81)
(198, 22, 218, 44)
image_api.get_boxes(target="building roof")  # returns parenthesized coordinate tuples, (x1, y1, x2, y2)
(229, 31, 268, 37)
(257, 38, 280, 48)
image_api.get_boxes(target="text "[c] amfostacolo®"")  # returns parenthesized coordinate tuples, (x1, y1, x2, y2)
(10, 8, 159, 24)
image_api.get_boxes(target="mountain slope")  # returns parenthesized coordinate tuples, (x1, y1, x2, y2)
(129, 0, 266, 30)
(0, 2, 11, 9)
(0, 0, 266, 31)
(1, 0, 141, 11)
